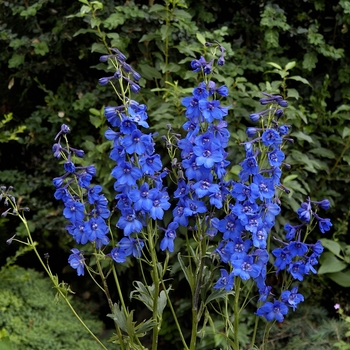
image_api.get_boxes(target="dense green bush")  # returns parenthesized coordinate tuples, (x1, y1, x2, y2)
(0, 265, 106, 349)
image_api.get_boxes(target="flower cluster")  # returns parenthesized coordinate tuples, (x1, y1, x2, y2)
(52, 124, 111, 275)
(51, 44, 332, 326)
(100, 49, 171, 262)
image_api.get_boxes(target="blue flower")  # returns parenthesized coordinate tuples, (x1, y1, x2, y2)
(118, 237, 144, 258)
(117, 208, 143, 236)
(256, 300, 289, 322)
(160, 222, 178, 252)
(231, 255, 261, 281)
(110, 246, 127, 263)
(214, 269, 234, 291)
(63, 200, 85, 223)
(281, 286, 304, 311)
(261, 129, 282, 147)
(318, 217, 332, 233)
(68, 248, 85, 276)
(111, 161, 143, 186)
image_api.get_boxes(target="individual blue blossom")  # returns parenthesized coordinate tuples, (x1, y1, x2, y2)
(129, 183, 153, 212)
(85, 216, 109, 244)
(63, 199, 85, 223)
(128, 103, 149, 128)
(64, 161, 76, 173)
(267, 149, 285, 167)
(258, 285, 272, 302)
(231, 255, 261, 281)
(182, 96, 202, 121)
(173, 199, 189, 227)
(240, 155, 260, 178)
(77, 172, 92, 188)
(118, 237, 144, 258)
(139, 154, 163, 175)
(250, 174, 275, 200)
(68, 248, 85, 276)
(317, 217, 332, 233)
(69, 221, 89, 245)
(199, 100, 228, 122)
(54, 124, 70, 140)
(256, 300, 289, 322)
(218, 213, 244, 241)
(272, 246, 293, 272)
(110, 246, 127, 263)
(297, 200, 312, 222)
(160, 221, 178, 252)
(148, 188, 171, 220)
(193, 82, 210, 100)
(190, 56, 207, 72)
(288, 241, 309, 258)
(288, 261, 306, 281)
(214, 269, 234, 291)
(193, 142, 224, 169)
(117, 208, 143, 236)
(216, 241, 235, 263)
(261, 129, 282, 147)
(315, 199, 331, 210)
(304, 253, 320, 274)
(281, 286, 304, 311)
(252, 226, 268, 249)
(54, 187, 70, 201)
(104, 106, 122, 127)
(111, 161, 143, 186)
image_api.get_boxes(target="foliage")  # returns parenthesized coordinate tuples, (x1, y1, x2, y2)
(0, 265, 106, 350)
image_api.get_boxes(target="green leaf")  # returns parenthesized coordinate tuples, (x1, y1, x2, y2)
(205, 288, 232, 306)
(89, 115, 102, 128)
(327, 270, 350, 287)
(302, 52, 318, 70)
(291, 131, 314, 143)
(91, 43, 108, 54)
(283, 174, 299, 183)
(333, 104, 350, 115)
(8, 53, 25, 68)
(320, 238, 341, 257)
(342, 127, 350, 139)
(160, 25, 173, 41)
(138, 64, 162, 80)
(267, 62, 282, 70)
(287, 75, 309, 85)
(177, 253, 195, 292)
(32, 41, 49, 56)
(287, 88, 299, 99)
(107, 303, 128, 332)
(288, 75, 311, 86)
(149, 4, 166, 12)
(318, 252, 347, 274)
(309, 148, 335, 159)
(284, 61, 296, 70)
(196, 32, 206, 46)
(264, 29, 279, 48)
(103, 13, 125, 29)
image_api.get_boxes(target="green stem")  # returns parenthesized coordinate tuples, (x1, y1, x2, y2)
(95, 256, 126, 350)
(148, 226, 160, 350)
(160, 278, 189, 350)
(233, 277, 241, 350)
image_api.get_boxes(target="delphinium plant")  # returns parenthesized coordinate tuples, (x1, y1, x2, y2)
(1, 42, 333, 350)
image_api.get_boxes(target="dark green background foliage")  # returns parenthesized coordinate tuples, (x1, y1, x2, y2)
(0, 266, 106, 350)
(1, 0, 350, 347)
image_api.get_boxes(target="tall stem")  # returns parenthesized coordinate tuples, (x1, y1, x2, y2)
(233, 277, 241, 350)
